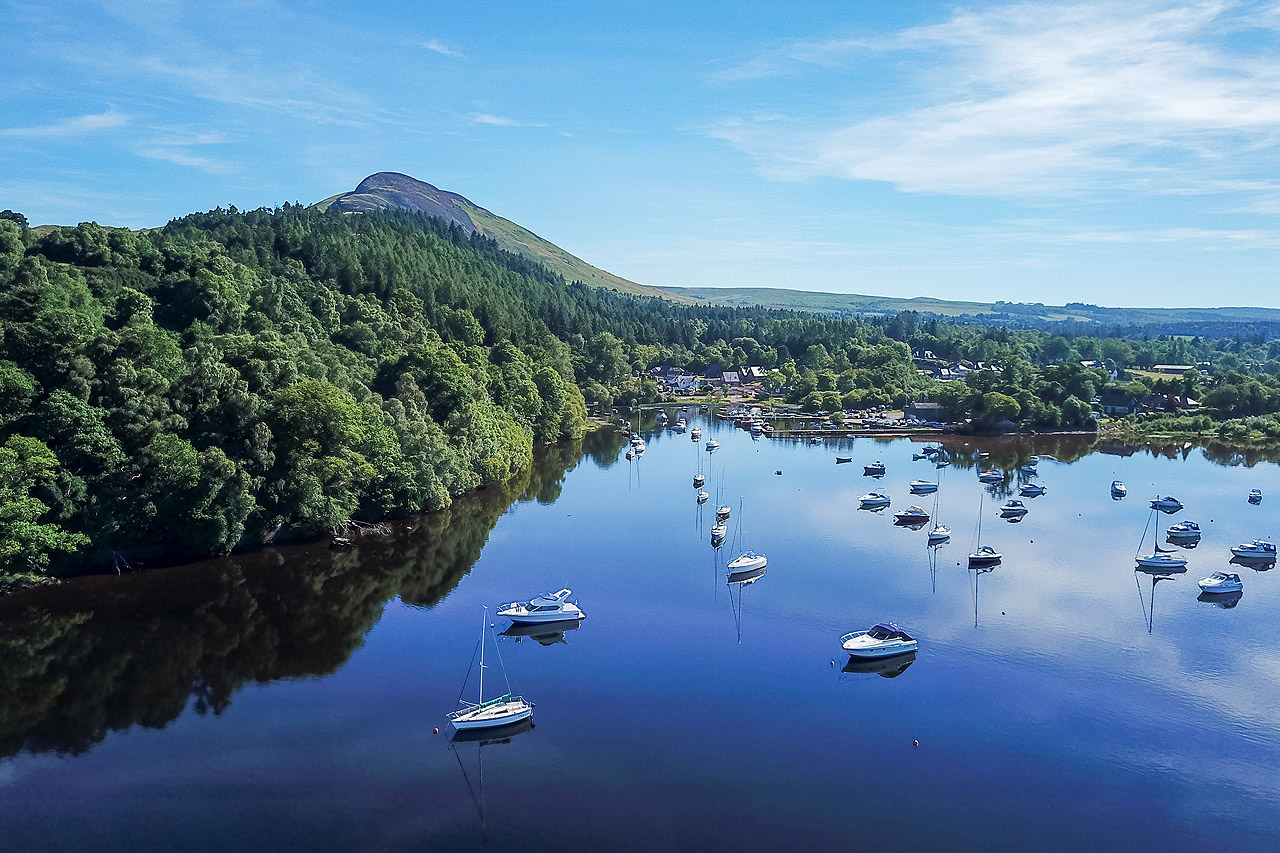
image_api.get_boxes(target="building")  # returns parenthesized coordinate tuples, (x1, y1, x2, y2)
(905, 401, 945, 421)
(1099, 391, 1141, 416)
(1151, 364, 1194, 375)
(720, 371, 742, 388)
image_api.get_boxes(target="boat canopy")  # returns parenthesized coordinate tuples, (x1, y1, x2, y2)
(531, 589, 572, 608)
(868, 623, 913, 641)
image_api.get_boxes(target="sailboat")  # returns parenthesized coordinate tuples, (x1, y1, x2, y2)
(447, 607, 535, 731)
(1135, 508, 1188, 569)
(928, 475, 950, 544)
(727, 565, 766, 644)
(693, 451, 706, 489)
(727, 499, 767, 575)
(968, 490, 1001, 567)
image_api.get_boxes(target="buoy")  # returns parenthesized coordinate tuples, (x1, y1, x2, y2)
(433, 727, 439, 734)
(830, 660, 834, 666)
(1001, 611, 1006, 616)
(913, 739, 919, 747)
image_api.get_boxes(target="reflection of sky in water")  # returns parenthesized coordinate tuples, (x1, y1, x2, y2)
(2, 414, 1280, 849)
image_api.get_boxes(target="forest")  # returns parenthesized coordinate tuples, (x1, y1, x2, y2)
(5, 205, 1280, 584)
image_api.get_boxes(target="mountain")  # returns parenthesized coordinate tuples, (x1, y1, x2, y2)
(315, 172, 675, 299)
(659, 286, 1280, 336)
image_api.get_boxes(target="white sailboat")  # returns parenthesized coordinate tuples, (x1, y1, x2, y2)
(968, 491, 1001, 567)
(1135, 508, 1187, 569)
(447, 607, 534, 731)
(928, 477, 950, 544)
(727, 499, 767, 575)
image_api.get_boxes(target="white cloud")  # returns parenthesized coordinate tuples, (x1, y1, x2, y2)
(418, 39, 464, 59)
(710, 1, 1280, 201)
(471, 113, 525, 127)
(0, 109, 130, 138)
(136, 146, 231, 173)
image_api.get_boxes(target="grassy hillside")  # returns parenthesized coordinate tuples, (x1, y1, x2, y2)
(660, 286, 1280, 333)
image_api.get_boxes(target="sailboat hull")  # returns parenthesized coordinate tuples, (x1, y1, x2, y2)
(448, 698, 534, 730)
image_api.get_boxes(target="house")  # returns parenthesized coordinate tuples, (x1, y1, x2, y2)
(740, 366, 766, 382)
(1099, 391, 1141, 416)
(720, 371, 742, 388)
(1151, 364, 1194, 375)
(669, 375, 700, 394)
(703, 364, 723, 380)
(1080, 360, 1103, 370)
(1141, 393, 1200, 413)
(905, 401, 945, 421)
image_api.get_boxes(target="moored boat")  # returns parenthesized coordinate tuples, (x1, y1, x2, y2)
(978, 470, 1003, 483)
(1111, 480, 1126, 497)
(1230, 539, 1276, 559)
(1150, 495, 1183, 511)
(864, 461, 886, 476)
(909, 480, 939, 494)
(893, 505, 930, 524)
(1019, 483, 1047, 497)
(497, 589, 585, 624)
(1166, 520, 1201, 540)
(859, 492, 891, 508)
(840, 623, 918, 659)
(447, 607, 535, 731)
(1198, 571, 1243, 593)
(1135, 552, 1188, 570)
(968, 545, 1002, 567)
(999, 499, 1028, 516)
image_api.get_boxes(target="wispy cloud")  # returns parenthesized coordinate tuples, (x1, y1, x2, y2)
(0, 109, 130, 139)
(469, 112, 547, 128)
(710, 1, 1280, 202)
(418, 39, 464, 59)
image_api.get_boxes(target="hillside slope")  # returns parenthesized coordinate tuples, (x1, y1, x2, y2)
(661, 286, 1280, 335)
(317, 172, 675, 299)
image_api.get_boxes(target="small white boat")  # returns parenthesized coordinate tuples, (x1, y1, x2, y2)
(1150, 496, 1183, 511)
(658, 411, 667, 422)
(1019, 483, 1046, 497)
(691, 427, 702, 441)
(978, 470, 1003, 483)
(706, 439, 719, 452)
(864, 461, 886, 476)
(1135, 552, 1188, 569)
(697, 490, 709, 504)
(447, 607, 534, 731)
(909, 480, 939, 494)
(859, 492, 891, 508)
(893, 505, 930, 524)
(1198, 571, 1243, 593)
(1249, 489, 1263, 504)
(717, 505, 731, 520)
(1111, 480, 1126, 497)
(630, 435, 643, 447)
(999, 499, 1028, 516)
(497, 589, 585, 624)
(928, 524, 951, 545)
(968, 545, 1001, 568)
(1230, 539, 1277, 559)
(693, 474, 705, 488)
(727, 550, 767, 573)
(841, 623, 918, 659)
(1166, 521, 1201, 539)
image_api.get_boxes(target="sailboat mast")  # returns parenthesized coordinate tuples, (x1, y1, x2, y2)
(478, 606, 486, 704)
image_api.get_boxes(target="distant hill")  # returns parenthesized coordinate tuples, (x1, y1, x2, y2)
(315, 172, 675, 300)
(660, 286, 1280, 336)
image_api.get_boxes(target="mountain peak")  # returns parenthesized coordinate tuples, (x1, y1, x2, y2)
(317, 172, 673, 299)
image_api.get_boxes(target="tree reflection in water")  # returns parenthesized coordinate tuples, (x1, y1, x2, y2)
(0, 432, 623, 761)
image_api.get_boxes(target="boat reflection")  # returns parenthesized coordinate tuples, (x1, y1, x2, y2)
(727, 567, 766, 644)
(500, 619, 582, 646)
(968, 566, 995, 627)
(450, 716, 535, 842)
(842, 651, 916, 679)
(894, 519, 928, 530)
(449, 716, 535, 744)
(1198, 590, 1244, 609)
(1230, 555, 1275, 572)
(1135, 569, 1181, 634)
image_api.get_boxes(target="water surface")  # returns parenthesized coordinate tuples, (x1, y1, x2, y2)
(2, 413, 1279, 851)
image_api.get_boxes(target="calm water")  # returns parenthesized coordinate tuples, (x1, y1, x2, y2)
(3, 412, 1280, 851)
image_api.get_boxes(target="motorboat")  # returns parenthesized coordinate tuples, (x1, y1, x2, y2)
(448, 607, 534, 731)
(727, 550, 767, 573)
(705, 439, 719, 452)
(697, 490, 709, 504)
(1198, 572, 1243, 593)
(1249, 489, 1263, 504)
(1111, 480, 1126, 497)
(693, 474, 705, 488)
(864, 461, 886, 476)
(658, 411, 667, 422)
(630, 435, 643, 447)
(1019, 483, 1047, 497)
(842, 651, 916, 678)
(497, 589, 585, 624)
(1018, 464, 1038, 475)
(1166, 521, 1201, 540)
(717, 505, 731, 521)
(978, 470, 1003, 483)
(968, 545, 1002, 568)
(1230, 539, 1276, 559)
(1150, 495, 1183, 512)
(841, 623, 918, 659)
(893, 506, 930, 524)
(859, 492, 891, 508)
(836, 456, 852, 464)
(928, 524, 951, 545)
(691, 427, 702, 441)
(1135, 552, 1188, 570)
(999, 499, 1028, 516)
(923, 445, 943, 457)
(912, 452, 930, 461)
(909, 480, 939, 494)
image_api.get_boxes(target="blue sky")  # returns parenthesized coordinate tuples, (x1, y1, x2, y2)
(3, 0, 1280, 307)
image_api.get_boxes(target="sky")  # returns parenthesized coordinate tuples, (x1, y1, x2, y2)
(3, 0, 1280, 307)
